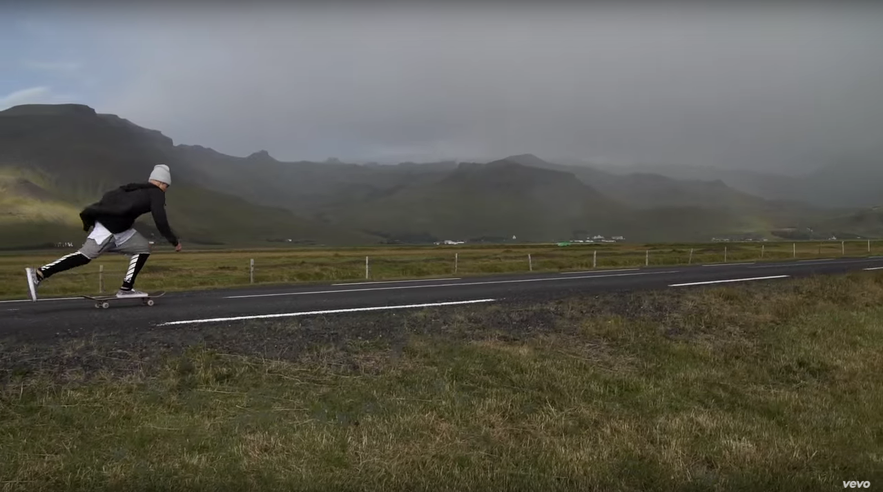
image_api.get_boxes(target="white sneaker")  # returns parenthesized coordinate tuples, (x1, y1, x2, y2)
(25, 267, 41, 302)
(116, 289, 148, 298)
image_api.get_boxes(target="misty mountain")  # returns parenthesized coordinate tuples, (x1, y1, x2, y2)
(0, 104, 379, 247)
(0, 103, 878, 245)
(593, 159, 883, 209)
(322, 160, 627, 242)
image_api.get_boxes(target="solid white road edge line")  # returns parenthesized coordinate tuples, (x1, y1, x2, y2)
(0, 296, 83, 304)
(669, 275, 790, 287)
(863, 267, 883, 271)
(332, 278, 461, 286)
(157, 298, 498, 326)
(224, 270, 681, 299)
(702, 262, 754, 267)
(560, 268, 639, 275)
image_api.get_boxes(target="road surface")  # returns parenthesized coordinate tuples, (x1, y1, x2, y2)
(3, 257, 883, 340)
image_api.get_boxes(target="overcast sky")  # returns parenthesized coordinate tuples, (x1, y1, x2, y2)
(3, 2, 883, 172)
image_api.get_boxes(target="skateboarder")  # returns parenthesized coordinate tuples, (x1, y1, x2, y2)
(24, 164, 182, 301)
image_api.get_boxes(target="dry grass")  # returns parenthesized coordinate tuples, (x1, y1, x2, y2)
(2, 273, 883, 490)
(1, 240, 878, 299)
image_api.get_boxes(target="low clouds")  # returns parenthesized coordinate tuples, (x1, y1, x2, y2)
(23, 60, 82, 73)
(1, 86, 52, 106)
(13, 3, 883, 170)
(0, 86, 79, 108)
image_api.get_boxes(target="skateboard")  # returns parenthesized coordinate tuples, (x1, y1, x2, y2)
(84, 291, 165, 309)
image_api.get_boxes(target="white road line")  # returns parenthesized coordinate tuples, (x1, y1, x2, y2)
(157, 298, 498, 326)
(798, 258, 836, 263)
(0, 296, 83, 304)
(333, 278, 461, 286)
(224, 270, 681, 299)
(669, 275, 790, 287)
(750, 259, 865, 269)
(702, 262, 754, 267)
(864, 267, 883, 271)
(560, 268, 639, 275)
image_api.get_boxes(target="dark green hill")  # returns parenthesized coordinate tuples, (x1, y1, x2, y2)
(0, 104, 378, 247)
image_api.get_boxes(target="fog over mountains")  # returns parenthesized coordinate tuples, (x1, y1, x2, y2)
(1, 103, 880, 248)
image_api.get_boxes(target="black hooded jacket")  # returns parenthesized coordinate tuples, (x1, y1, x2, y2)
(79, 183, 179, 246)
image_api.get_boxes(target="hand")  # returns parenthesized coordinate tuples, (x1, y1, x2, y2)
(175, 243, 183, 252)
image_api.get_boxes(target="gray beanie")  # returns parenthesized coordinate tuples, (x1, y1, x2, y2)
(149, 164, 171, 185)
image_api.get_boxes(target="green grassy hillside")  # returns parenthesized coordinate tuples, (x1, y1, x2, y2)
(0, 105, 381, 247)
(1, 103, 872, 244)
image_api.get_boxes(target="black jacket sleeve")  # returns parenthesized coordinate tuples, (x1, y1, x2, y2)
(148, 188, 179, 246)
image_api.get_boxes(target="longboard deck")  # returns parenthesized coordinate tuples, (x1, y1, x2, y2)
(84, 291, 165, 309)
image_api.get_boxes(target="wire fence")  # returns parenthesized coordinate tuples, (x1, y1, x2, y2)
(2, 240, 880, 300)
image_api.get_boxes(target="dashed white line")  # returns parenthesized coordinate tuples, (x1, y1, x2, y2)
(332, 278, 460, 286)
(669, 275, 790, 287)
(157, 298, 498, 326)
(864, 267, 883, 271)
(224, 270, 681, 299)
(702, 262, 754, 267)
(560, 268, 639, 275)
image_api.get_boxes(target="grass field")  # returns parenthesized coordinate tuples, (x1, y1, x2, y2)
(1, 240, 879, 299)
(1, 272, 882, 490)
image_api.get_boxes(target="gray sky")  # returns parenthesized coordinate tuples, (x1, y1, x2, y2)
(6, 2, 883, 172)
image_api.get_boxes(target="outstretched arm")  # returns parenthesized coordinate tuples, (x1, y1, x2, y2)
(149, 188, 179, 247)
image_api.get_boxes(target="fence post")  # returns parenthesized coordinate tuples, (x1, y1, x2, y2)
(869, 240, 872, 254)
(99, 264, 104, 293)
(455, 253, 459, 274)
(842, 240, 845, 256)
(688, 248, 694, 265)
(250, 259, 254, 284)
(761, 244, 765, 259)
(366, 256, 370, 280)
(724, 246, 727, 263)
(645, 250, 649, 267)
(593, 250, 597, 269)
(793, 243, 796, 258)
(528, 254, 533, 272)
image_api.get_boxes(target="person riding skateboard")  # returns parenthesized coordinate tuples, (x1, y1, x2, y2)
(25, 164, 182, 301)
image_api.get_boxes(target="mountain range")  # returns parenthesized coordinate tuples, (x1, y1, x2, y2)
(0, 103, 879, 248)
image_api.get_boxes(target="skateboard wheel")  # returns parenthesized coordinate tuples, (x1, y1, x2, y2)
(101, 302, 110, 309)
(144, 299, 154, 306)
(94, 302, 101, 309)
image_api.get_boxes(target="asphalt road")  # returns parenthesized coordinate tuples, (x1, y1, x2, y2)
(3, 256, 883, 340)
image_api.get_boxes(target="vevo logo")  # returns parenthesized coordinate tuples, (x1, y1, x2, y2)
(843, 481, 871, 488)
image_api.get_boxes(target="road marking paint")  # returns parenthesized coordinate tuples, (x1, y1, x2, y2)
(224, 271, 681, 299)
(669, 275, 790, 287)
(702, 262, 754, 267)
(749, 259, 871, 269)
(157, 298, 498, 326)
(864, 267, 883, 271)
(0, 296, 83, 304)
(333, 278, 460, 286)
(798, 258, 836, 263)
(560, 268, 639, 275)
